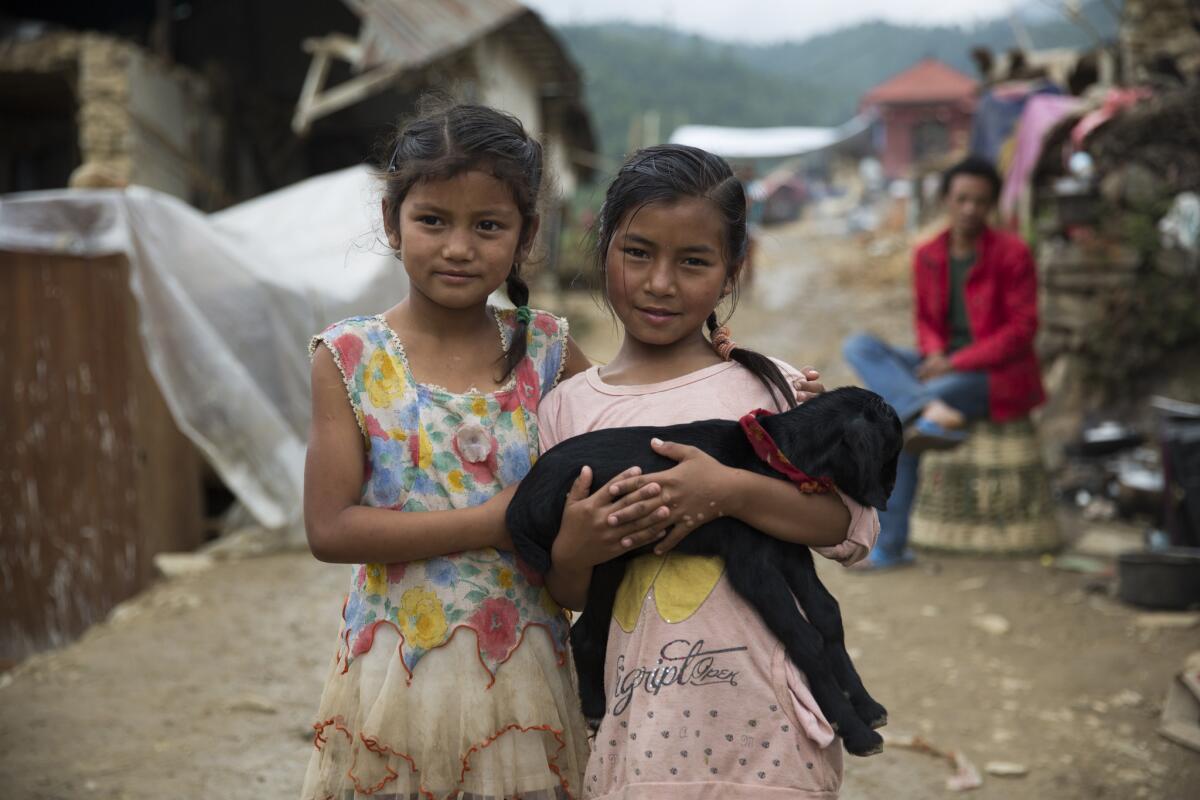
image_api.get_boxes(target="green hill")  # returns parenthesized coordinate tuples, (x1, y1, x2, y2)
(557, 25, 842, 168)
(556, 1, 1122, 162)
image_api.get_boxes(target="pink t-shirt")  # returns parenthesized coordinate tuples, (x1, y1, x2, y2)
(539, 362, 880, 800)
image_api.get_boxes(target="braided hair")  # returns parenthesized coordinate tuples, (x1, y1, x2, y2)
(592, 144, 796, 410)
(380, 99, 543, 381)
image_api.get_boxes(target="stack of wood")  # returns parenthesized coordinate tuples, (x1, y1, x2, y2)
(1090, 84, 1200, 201)
(1121, 0, 1200, 86)
(1019, 2, 1200, 466)
(1034, 77, 1200, 376)
(1037, 238, 1141, 359)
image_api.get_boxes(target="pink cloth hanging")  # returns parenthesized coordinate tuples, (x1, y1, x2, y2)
(999, 94, 1085, 226)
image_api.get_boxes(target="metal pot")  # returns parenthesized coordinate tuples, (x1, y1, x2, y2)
(1117, 548, 1200, 609)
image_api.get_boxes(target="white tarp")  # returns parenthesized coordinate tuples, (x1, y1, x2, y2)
(669, 115, 874, 160)
(670, 125, 838, 159)
(0, 166, 407, 539)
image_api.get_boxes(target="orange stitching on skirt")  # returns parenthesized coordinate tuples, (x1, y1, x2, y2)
(355, 732, 439, 800)
(457, 723, 573, 799)
(353, 730, 426, 798)
(313, 721, 574, 800)
(312, 716, 353, 751)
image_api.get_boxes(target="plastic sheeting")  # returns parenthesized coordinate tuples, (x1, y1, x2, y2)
(670, 116, 873, 160)
(0, 166, 407, 537)
(671, 126, 839, 159)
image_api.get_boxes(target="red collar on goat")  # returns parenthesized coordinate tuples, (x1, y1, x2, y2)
(738, 409, 835, 494)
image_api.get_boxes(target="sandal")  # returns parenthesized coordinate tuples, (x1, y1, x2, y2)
(904, 417, 968, 455)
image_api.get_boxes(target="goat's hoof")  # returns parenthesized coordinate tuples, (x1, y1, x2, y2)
(854, 698, 889, 730)
(843, 728, 884, 757)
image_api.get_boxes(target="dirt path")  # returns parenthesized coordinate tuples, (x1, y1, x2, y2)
(3, 220, 1198, 799)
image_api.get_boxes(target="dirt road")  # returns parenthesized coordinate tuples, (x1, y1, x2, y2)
(3, 220, 1198, 799)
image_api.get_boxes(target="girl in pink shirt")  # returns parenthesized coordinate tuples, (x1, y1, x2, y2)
(538, 145, 880, 799)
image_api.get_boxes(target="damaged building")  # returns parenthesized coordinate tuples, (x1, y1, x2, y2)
(0, 0, 596, 662)
(0, 0, 596, 205)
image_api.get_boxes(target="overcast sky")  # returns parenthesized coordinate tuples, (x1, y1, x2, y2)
(524, 0, 1028, 44)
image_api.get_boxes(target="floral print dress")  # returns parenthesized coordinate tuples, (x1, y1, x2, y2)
(300, 308, 588, 800)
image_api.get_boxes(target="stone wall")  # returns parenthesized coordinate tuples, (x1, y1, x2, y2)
(0, 32, 224, 206)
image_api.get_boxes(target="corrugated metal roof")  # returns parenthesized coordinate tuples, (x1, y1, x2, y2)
(326, 1, 595, 176)
(350, 0, 527, 70)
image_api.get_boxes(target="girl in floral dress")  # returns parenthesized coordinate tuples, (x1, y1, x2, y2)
(299, 104, 681, 800)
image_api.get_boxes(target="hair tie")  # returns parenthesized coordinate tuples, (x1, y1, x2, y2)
(710, 325, 737, 361)
(515, 305, 533, 325)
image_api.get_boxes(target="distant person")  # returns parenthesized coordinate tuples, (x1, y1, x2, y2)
(842, 155, 1044, 570)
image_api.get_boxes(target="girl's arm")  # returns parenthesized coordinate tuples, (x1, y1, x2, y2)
(305, 346, 512, 564)
(607, 438, 852, 555)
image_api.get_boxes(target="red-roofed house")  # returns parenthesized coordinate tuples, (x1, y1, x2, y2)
(861, 58, 979, 179)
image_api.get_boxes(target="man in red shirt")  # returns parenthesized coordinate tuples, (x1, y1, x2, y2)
(843, 156, 1045, 569)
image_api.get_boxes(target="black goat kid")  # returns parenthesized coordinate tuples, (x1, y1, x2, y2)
(506, 386, 902, 757)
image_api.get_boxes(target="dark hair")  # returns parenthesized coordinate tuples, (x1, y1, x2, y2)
(593, 144, 796, 410)
(380, 99, 544, 381)
(940, 155, 1002, 200)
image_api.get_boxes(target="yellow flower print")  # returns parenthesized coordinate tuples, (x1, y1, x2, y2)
(364, 562, 388, 595)
(389, 428, 408, 441)
(497, 567, 514, 589)
(416, 426, 432, 469)
(472, 396, 489, 417)
(448, 469, 465, 491)
(396, 587, 449, 650)
(512, 406, 528, 438)
(365, 351, 406, 408)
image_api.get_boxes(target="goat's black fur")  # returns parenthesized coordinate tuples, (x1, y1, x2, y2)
(507, 386, 902, 757)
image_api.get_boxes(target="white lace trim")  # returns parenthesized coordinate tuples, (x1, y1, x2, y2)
(374, 309, 518, 397)
(310, 330, 369, 443)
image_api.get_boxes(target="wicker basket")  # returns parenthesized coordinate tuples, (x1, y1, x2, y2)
(911, 417, 1061, 554)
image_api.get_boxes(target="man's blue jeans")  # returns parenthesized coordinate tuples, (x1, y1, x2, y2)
(842, 333, 990, 561)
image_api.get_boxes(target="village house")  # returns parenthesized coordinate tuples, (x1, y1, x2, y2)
(1, 0, 595, 205)
(860, 57, 978, 181)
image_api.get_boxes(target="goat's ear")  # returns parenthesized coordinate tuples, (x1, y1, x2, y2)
(870, 450, 900, 510)
(839, 415, 891, 509)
